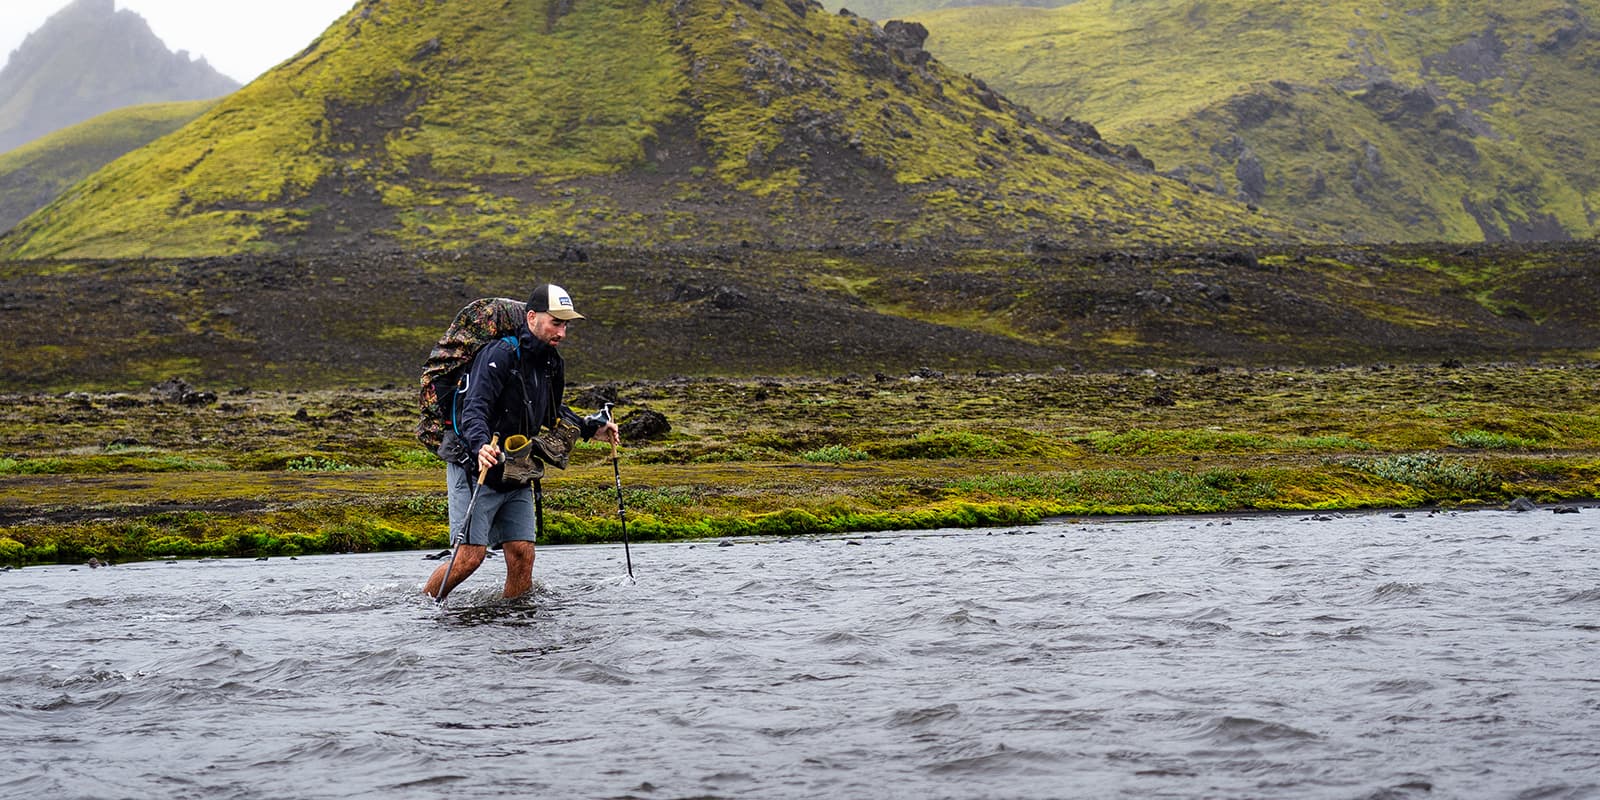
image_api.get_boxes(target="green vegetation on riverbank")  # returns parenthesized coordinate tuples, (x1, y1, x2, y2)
(2, 362, 1595, 566)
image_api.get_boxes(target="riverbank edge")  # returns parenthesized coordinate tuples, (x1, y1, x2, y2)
(3, 455, 1595, 567)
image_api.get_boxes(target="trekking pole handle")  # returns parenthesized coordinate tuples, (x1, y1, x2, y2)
(477, 434, 500, 485)
(597, 403, 620, 460)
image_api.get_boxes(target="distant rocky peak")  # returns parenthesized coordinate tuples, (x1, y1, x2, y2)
(13, 0, 153, 69)
(50, 0, 117, 20)
(32, 0, 139, 42)
(0, 0, 238, 153)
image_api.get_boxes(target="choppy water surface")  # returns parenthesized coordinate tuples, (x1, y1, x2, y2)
(3, 508, 1598, 799)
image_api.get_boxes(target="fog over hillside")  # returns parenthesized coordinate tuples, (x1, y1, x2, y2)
(0, 0, 237, 154)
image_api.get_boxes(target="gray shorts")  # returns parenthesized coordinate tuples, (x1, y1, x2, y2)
(446, 463, 536, 548)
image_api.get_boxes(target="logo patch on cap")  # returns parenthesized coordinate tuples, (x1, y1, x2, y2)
(529, 283, 585, 320)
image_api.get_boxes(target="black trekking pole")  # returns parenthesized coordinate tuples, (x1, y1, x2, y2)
(437, 434, 497, 604)
(533, 476, 544, 544)
(602, 403, 633, 578)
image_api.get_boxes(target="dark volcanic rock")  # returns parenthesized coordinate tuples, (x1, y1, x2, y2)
(2, 242, 1599, 392)
(150, 378, 216, 406)
(619, 409, 672, 441)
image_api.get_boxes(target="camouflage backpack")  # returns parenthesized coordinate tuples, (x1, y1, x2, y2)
(416, 297, 527, 451)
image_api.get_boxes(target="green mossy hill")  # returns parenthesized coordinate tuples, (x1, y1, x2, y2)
(0, 0, 1290, 260)
(0, 0, 238, 154)
(911, 0, 1600, 243)
(1, 242, 1597, 393)
(0, 99, 217, 233)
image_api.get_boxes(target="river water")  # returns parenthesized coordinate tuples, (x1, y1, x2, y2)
(3, 508, 1597, 800)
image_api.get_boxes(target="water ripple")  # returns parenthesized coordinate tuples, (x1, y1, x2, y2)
(1186, 715, 1321, 746)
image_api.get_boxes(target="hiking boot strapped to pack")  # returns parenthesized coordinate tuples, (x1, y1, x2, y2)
(532, 417, 582, 469)
(500, 434, 544, 483)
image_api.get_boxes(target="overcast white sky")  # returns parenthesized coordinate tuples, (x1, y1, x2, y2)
(1, 0, 356, 83)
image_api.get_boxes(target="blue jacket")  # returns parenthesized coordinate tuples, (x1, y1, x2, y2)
(456, 324, 596, 485)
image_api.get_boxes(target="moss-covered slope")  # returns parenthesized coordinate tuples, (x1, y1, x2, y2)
(815, 0, 1080, 22)
(912, 0, 1600, 242)
(0, 0, 1291, 259)
(0, 99, 217, 234)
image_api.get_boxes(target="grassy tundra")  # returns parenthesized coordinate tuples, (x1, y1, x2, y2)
(2, 362, 1595, 565)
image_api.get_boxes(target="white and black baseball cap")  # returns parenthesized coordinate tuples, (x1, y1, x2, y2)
(527, 283, 584, 320)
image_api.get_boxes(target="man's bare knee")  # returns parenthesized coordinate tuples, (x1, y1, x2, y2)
(502, 541, 535, 568)
(451, 545, 488, 572)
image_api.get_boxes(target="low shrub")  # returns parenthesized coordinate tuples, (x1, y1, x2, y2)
(1450, 430, 1537, 450)
(1343, 453, 1500, 495)
(801, 444, 869, 463)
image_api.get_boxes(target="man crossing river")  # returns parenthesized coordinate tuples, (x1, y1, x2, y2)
(423, 284, 619, 601)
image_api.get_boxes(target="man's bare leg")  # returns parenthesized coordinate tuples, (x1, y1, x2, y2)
(501, 540, 536, 598)
(425, 544, 487, 599)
